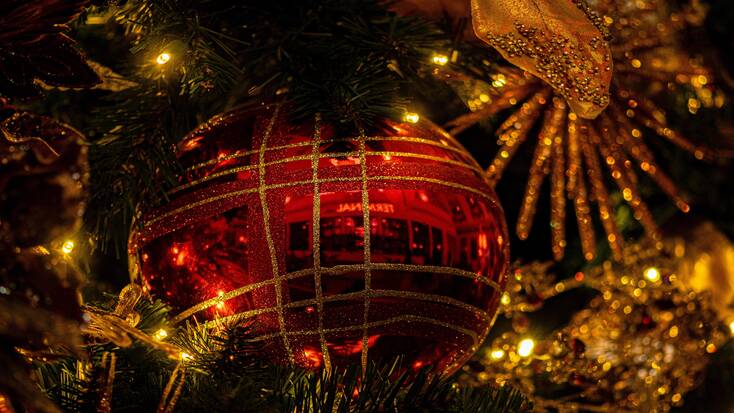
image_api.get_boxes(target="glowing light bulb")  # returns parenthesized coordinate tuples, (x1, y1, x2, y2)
(215, 290, 226, 310)
(156, 52, 171, 65)
(431, 53, 449, 66)
(154, 329, 168, 341)
(500, 292, 511, 306)
(517, 338, 535, 357)
(180, 351, 193, 361)
(644, 267, 661, 282)
(729, 321, 734, 336)
(489, 349, 505, 360)
(403, 112, 420, 124)
(61, 240, 75, 254)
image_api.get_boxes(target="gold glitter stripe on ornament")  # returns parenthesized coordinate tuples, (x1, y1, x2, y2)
(173, 262, 501, 323)
(369, 176, 494, 201)
(184, 134, 471, 173)
(170, 164, 257, 194)
(310, 114, 332, 371)
(145, 174, 496, 230)
(368, 263, 502, 290)
(252, 314, 480, 345)
(172, 277, 277, 324)
(257, 106, 295, 364)
(266, 176, 363, 191)
(145, 187, 259, 227)
(144, 177, 365, 229)
(358, 129, 372, 372)
(169, 149, 485, 195)
(201, 288, 492, 329)
(169, 151, 356, 195)
(366, 136, 472, 161)
(368, 289, 491, 321)
(371, 151, 484, 174)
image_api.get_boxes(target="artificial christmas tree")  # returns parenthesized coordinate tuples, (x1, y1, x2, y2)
(0, 0, 733, 411)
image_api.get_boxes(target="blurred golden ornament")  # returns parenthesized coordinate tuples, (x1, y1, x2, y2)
(668, 222, 734, 323)
(0, 109, 88, 247)
(462, 240, 730, 412)
(0, 107, 89, 413)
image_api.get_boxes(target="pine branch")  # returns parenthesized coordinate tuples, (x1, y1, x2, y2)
(35, 294, 531, 413)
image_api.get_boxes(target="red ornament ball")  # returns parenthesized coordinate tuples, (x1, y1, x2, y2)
(129, 106, 509, 373)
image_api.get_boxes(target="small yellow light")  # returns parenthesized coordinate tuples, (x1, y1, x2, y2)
(489, 349, 505, 360)
(154, 329, 168, 341)
(432, 54, 449, 66)
(500, 292, 511, 306)
(180, 351, 194, 361)
(61, 240, 75, 254)
(215, 290, 226, 309)
(517, 338, 534, 357)
(644, 267, 661, 282)
(156, 52, 171, 65)
(403, 112, 420, 124)
(729, 321, 734, 336)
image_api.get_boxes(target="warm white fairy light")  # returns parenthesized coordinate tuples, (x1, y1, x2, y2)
(156, 52, 171, 65)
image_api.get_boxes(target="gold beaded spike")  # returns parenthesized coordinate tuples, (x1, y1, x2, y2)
(451, 0, 727, 261)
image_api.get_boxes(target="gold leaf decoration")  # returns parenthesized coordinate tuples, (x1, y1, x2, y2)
(470, 0, 612, 119)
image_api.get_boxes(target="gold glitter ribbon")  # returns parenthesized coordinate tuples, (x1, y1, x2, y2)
(470, 0, 612, 119)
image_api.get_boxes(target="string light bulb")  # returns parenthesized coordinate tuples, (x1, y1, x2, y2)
(729, 320, 734, 336)
(490, 349, 505, 360)
(644, 267, 661, 282)
(431, 53, 449, 66)
(156, 52, 171, 65)
(500, 292, 511, 306)
(180, 351, 193, 362)
(154, 329, 168, 341)
(517, 338, 535, 357)
(61, 240, 75, 254)
(403, 112, 420, 124)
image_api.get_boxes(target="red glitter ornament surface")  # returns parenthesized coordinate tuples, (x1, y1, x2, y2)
(130, 106, 509, 373)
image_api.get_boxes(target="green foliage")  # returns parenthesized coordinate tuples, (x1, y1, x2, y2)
(36, 298, 530, 413)
(71, 0, 451, 251)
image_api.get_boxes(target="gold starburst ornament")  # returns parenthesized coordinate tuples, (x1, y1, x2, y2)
(453, 0, 727, 261)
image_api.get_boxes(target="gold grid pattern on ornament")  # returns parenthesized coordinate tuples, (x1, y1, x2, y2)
(161, 108, 504, 371)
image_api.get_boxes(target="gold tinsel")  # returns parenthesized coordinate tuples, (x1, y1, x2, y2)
(448, 0, 729, 262)
(461, 240, 731, 412)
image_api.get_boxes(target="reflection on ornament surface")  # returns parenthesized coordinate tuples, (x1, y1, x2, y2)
(130, 106, 509, 373)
